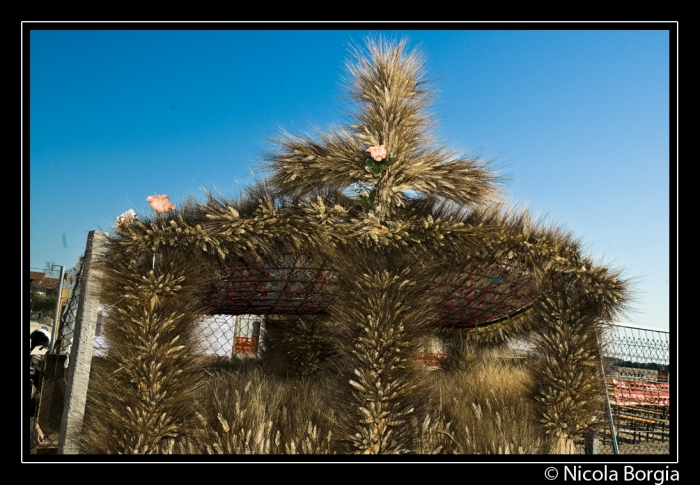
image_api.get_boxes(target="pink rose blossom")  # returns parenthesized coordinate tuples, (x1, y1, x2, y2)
(366, 145, 387, 161)
(146, 194, 176, 213)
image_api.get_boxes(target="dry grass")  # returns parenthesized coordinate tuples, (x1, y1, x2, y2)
(188, 360, 336, 454)
(422, 348, 547, 454)
(172, 348, 548, 455)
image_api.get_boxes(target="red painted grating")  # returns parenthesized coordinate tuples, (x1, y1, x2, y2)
(202, 256, 538, 329)
(612, 379, 670, 407)
(234, 337, 259, 354)
(202, 254, 336, 316)
(430, 260, 536, 329)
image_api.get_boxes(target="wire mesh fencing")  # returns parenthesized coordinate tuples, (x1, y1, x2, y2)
(29, 258, 84, 454)
(597, 324, 671, 455)
(191, 313, 265, 363)
(92, 312, 265, 362)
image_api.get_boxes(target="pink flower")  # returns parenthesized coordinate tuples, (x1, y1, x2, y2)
(366, 145, 387, 162)
(146, 194, 176, 213)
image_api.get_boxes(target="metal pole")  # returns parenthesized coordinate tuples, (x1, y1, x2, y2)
(596, 325, 619, 455)
(49, 265, 65, 354)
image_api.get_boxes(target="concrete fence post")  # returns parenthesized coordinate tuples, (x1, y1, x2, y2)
(57, 231, 107, 454)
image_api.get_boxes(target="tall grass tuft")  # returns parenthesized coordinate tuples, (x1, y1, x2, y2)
(189, 359, 335, 454)
(424, 346, 547, 454)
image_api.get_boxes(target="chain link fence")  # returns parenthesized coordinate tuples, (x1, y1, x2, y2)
(597, 324, 671, 455)
(29, 258, 84, 454)
(193, 314, 264, 361)
(91, 311, 265, 362)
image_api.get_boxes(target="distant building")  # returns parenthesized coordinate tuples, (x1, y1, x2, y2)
(29, 271, 60, 296)
(29, 269, 75, 320)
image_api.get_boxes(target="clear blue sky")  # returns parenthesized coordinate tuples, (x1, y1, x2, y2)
(26, 27, 673, 331)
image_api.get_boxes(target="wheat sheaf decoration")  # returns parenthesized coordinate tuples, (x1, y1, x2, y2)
(81, 37, 628, 455)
